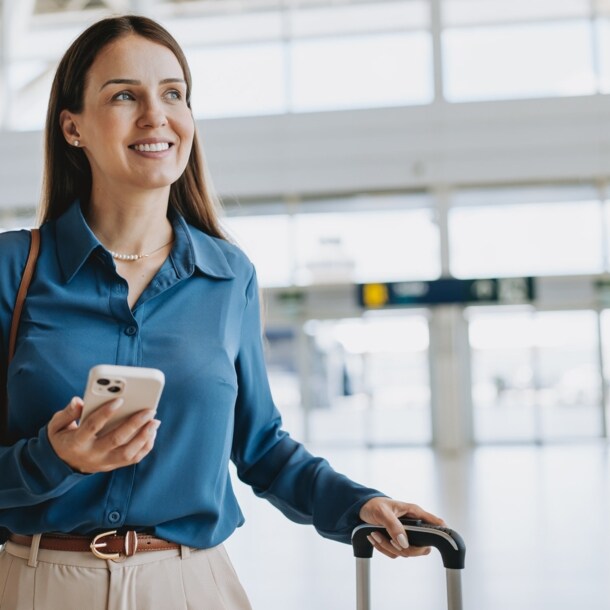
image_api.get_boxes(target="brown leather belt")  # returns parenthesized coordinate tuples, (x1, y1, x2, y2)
(9, 530, 180, 561)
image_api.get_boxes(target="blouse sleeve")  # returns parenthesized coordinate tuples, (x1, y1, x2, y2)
(230, 267, 385, 544)
(0, 230, 85, 515)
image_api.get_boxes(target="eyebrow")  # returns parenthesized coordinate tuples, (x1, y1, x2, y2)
(99, 78, 186, 91)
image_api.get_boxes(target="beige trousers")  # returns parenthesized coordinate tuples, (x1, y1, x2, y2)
(0, 537, 252, 610)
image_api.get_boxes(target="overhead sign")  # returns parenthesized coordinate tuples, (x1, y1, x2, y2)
(358, 277, 535, 308)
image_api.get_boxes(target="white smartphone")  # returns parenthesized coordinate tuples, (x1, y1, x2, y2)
(81, 364, 165, 435)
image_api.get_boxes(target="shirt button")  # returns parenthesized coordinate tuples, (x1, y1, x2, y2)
(125, 326, 137, 336)
(108, 511, 121, 523)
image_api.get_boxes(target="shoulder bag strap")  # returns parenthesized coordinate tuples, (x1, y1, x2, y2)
(8, 229, 41, 361)
(1, 228, 41, 441)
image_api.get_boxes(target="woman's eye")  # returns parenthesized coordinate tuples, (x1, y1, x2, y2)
(165, 90, 182, 101)
(113, 91, 134, 101)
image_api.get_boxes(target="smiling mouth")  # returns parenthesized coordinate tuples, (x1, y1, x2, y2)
(129, 142, 173, 152)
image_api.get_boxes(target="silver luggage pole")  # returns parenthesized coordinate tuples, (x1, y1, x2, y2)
(355, 557, 370, 610)
(352, 519, 466, 610)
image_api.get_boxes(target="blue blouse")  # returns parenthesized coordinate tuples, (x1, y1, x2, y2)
(0, 201, 383, 548)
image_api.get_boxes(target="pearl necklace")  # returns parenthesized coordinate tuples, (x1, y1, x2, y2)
(108, 239, 173, 262)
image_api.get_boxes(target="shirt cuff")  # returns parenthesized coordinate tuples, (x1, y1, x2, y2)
(27, 426, 86, 488)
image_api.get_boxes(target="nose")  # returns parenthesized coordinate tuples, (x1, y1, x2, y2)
(136, 97, 167, 129)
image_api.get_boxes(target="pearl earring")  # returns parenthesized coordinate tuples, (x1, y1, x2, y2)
(73, 140, 80, 147)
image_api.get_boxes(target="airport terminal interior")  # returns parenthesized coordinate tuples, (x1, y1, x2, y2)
(1, 0, 609, 608)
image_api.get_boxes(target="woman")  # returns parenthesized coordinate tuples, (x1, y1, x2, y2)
(0, 15, 443, 609)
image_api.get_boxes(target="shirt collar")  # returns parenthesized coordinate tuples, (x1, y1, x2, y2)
(55, 200, 103, 283)
(55, 200, 235, 283)
(170, 212, 235, 280)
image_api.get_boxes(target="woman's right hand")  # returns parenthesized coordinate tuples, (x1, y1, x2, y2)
(47, 396, 160, 473)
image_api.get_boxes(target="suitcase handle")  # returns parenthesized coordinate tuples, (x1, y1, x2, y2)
(351, 518, 466, 569)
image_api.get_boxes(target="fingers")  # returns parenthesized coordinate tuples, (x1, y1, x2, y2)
(48, 397, 83, 434)
(359, 496, 446, 560)
(367, 532, 432, 560)
(104, 417, 161, 465)
(48, 396, 160, 473)
(95, 407, 156, 448)
(77, 398, 125, 437)
(84, 411, 160, 472)
(122, 418, 161, 462)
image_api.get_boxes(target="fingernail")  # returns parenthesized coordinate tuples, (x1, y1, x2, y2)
(371, 532, 384, 544)
(398, 533, 409, 549)
(148, 420, 161, 435)
(110, 398, 124, 410)
(390, 539, 403, 552)
(367, 535, 375, 546)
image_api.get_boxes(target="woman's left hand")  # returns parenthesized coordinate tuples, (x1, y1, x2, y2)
(359, 497, 445, 559)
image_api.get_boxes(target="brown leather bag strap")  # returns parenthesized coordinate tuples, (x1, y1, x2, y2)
(2, 229, 41, 443)
(8, 229, 41, 362)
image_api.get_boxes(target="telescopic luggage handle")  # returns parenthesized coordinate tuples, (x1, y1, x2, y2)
(351, 518, 466, 610)
(352, 518, 466, 567)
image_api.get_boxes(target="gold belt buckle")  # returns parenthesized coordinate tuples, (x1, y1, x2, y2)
(90, 530, 139, 562)
(90, 530, 121, 560)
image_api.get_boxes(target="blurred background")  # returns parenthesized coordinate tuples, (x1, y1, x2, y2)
(1, 1, 609, 608)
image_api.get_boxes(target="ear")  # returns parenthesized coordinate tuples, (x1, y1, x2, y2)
(59, 109, 82, 147)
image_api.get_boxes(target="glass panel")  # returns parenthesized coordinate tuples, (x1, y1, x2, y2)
(597, 18, 610, 93)
(535, 310, 601, 440)
(170, 10, 283, 45)
(599, 309, 610, 435)
(187, 43, 287, 119)
(604, 198, 610, 272)
(289, 1, 429, 37)
(470, 308, 602, 443)
(442, 0, 590, 27)
(469, 309, 538, 442)
(262, 325, 304, 440)
(6, 60, 56, 132)
(304, 313, 432, 446)
(449, 198, 603, 278)
(221, 214, 294, 287)
(290, 32, 432, 112)
(294, 208, 440, 285)
(443, 20, 596, 102)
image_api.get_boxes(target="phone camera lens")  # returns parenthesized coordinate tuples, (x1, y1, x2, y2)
(108, 386, 121, 393)
(97, 378, 110, 386)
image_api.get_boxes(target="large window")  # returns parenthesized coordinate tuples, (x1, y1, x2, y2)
(449, 187, 604, 278)
(290, 32, 432, 112)
(469, 308, 602, 443)
(303, 312, 432, 446)
(7, 1, 610, 129)
(443, 20, 596, 102)
(221, 196, 440, 288)
(221, 213, 294, 287)
(294, 205, 440, 285)
(187, 43, 287, 119)
(442, 0, 599, 101)
(1, 1, 434, 129)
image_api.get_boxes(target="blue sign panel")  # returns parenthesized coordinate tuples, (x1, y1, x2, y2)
(358, 277, 535, 308)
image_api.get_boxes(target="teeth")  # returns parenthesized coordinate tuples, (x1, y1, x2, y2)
(133, 142, 170, 152)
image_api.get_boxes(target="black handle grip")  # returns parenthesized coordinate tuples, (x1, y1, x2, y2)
(351, 518, 466, 570)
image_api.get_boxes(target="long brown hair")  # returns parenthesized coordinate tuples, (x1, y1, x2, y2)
(40, 14, 225, 239)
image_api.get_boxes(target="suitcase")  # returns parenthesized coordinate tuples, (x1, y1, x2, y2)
(351, 518, 466, 610)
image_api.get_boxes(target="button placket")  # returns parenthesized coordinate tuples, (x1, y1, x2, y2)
(108, 510, 121, 524)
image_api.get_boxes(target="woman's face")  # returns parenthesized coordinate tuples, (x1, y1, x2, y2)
(64, 34, 195, 197)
